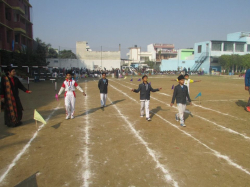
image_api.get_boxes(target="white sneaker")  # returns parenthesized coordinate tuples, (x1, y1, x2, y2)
(147, 118, 151, 121)
(140, 115, 143, 117)
(71, 115, 74, 119)
(66, 115, 70, 120)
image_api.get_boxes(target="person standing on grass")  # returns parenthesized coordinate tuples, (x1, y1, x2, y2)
(170, 75, 192, 127)
(0, 67, 32, 127)
(58, 71, 86, 119)
(245, 68, 250, 112)
(131, 75, 162, 121)
(98, 72, 108, 108)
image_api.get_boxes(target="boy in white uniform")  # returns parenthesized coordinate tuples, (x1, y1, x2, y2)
(58, 71, 86, 119)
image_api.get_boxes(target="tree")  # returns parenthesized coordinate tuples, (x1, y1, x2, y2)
(47, 48, 58, 58)
(59, 50, 77, 59)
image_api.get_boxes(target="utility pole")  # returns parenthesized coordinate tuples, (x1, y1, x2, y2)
(101, 46, 102, 70)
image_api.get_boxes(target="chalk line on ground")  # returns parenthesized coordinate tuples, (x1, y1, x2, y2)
(82, 81, 91, 187)
(109, 82, 250, 176)
(108, 97, 179, 187)
(0, 104, 61, 184)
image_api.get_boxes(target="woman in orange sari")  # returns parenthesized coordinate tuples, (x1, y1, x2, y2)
(0, 68, 32, 127)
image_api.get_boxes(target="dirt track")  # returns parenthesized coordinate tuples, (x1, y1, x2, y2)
(0, 75, 250, 187)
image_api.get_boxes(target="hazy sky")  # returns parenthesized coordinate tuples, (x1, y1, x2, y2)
(31, 0, 250, 58)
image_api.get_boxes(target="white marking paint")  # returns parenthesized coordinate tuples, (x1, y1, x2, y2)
(109, 82, 250, 176)
(0, 105, 61, 184)
(82, 81, 91, 187)
(192, 103, 246, 121)
(193, 99, 245, 102)
(108, 97, 179, 187)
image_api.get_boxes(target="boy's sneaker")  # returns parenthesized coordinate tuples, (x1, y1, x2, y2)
(71, 115, 74, 119)
(66, 115, 70, 120)
(246, 106, 250, 112)
(140, 115, 143, 117)
(147, 118, 151, 121)
(175, 114, 179, 121)
(180, 123, 186, 127)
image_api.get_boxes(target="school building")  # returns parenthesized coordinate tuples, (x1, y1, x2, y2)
(160, 32, 250, 74)
(0, 0, 33, 52)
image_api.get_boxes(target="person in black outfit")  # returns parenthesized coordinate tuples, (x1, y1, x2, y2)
(0, 67, 32, 127)
(98, 72, 108, 107)
(170, 75, 192, 127)
(131, 75, 162, 121)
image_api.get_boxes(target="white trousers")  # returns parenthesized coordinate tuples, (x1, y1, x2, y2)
(141, 100, 150, 118)
(177, 103, 186, 124)
(100, 93, 107, 106)
(65, 92, 76, 116)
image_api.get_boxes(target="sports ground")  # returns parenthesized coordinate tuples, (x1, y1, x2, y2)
(0, 75, 250, 187)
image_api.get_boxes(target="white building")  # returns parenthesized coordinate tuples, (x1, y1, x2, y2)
(47, 41, 121, 70)
(126, 44, 177, 66)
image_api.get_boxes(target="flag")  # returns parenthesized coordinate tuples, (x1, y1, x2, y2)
(130, 79, 133, 81)
(34, 109, 47, 124)
(124, 76, 127, 79)
(55, 94, 58, 101)
(171, 85, 174, 89)
(194, 92, 202, 99)
(137, 78, 141, 81)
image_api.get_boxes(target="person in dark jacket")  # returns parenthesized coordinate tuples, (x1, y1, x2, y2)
(0, 67, 32, 127)
(131, 75, 162, 121)
(98, 72, 108, 107)
(170, 75, 192, 127)
(245, 68, 250, 112)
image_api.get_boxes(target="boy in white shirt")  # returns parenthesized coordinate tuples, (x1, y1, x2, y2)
(58, 71, 86, 119)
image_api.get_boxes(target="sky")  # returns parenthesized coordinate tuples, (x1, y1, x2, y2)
(31, 0, 250, 58)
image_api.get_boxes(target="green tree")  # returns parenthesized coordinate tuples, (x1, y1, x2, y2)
(59, 50, 77, 59)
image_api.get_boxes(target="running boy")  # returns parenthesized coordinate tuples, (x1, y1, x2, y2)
(170, 75, 192, 127)
(131, 75, 162, 121)
(245, 68, 250, 112)
(58, 71, 86, 119)
(98, 72, 108, 108)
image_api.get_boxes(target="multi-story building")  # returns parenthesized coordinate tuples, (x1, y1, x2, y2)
(160, 32, 250, 73)
(127, 43, 177, 66)
(0, 0, 33, 52)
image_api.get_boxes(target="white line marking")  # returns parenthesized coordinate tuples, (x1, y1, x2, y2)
(109, 82, 250, 176)
(82, 81, 91, 187)
(0, 105, 61, 184)
(108, 97, 179, 187)
(192, 103, 246, 121)
(193, 99, 245, 102)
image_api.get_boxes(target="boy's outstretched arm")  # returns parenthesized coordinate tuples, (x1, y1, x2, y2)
(74, 82, 86, 96)
(131, 85, 141, 93)
(58, 83, 65, 96)
(170, 87, 177, 106)
(150, 86, 162, 92)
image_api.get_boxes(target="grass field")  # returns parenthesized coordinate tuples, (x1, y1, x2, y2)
(0, 75, 249, 187)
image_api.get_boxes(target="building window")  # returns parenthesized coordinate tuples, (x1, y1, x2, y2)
(223, 42, 233, 52)
(235, 43, 244, 52)
(247, 45, 250, 52)
(198, 45, 202, 53)
(212, 42, 221, 51)
(6, 31, 11, 43)
(5, 11, 11, 21)
(15, 34, 20, 43)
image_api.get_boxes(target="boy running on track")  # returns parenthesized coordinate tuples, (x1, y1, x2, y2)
(131, 75, 162, 121)
(98, 72, 108, 108)
(171, 75, 192, 127)
(245, 68, 250, 112)
(58, 71, 86, 119)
